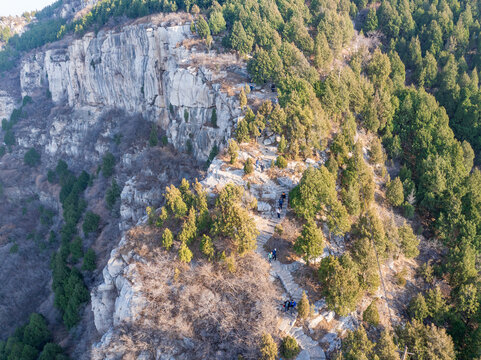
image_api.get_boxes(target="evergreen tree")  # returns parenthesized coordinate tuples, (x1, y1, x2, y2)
(386, 177, 404, 207)
(165, 184, 188, 218)
(294, 220, 325, 264)
(200, 234, 214, 260)
(230, 21, 253, 55)
(227, 139, 239, 164)
(208, 11, 226, 35)
(195, 16, 210, 39)
(162, 228, 173, 250)
(363, 8, 378, 32)
(297, 291, 310, 320)
(398, 223, 420, 258)
(82, 248, 96, 271)
(259, 333, 277, 360)
(178, 242, 193, 263)
(178, 207, 197, 244)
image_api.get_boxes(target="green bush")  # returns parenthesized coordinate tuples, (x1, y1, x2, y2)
(275, 155, 288, 169)
(211, 108, 218, 128)
(101, 152, 115, 178)
(161, 135, 168, 146)
(244, 157, 254, 174)
(149, 124, 158, 146)
(280, 336, 300, 359)
(24, 148, 41, 167)
(4, 130, 15, 146)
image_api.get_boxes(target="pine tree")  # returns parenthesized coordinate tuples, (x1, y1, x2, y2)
(239, 88, 247, 108)
(363, 300, 380, 326)
(398, 223, 420, 258)
(228, 139, 239, 164)
(82, 248, 97, 271)
(165, 184, 188, 218)
(162, 228, 173, 250)
(178, 207, 197, 244)
(386, 177, 404, 207)
(297, 291, 310, 319)
(195, 16, 210, 39)
(363, 8, 378, 32)
(260, 333, 278, 360)
(178, 242, 193, 263)
(200, 234, 214, 260)
(409, 293, 429, 321)
(294, 220, 325, 264)
(230, 21, 253, 55)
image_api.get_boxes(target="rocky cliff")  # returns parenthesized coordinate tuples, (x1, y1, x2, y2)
(0, 12, 245, 353)
(20, 14, 241, 162)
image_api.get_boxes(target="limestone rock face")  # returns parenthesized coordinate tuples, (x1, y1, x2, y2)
(20, 20, 240, 161)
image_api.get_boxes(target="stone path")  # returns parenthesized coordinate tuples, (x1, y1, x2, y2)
(254, 182, 326, 360)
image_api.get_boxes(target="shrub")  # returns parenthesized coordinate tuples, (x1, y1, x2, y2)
(0, 145, 5, 157)
(10, 243, 18, 253)
(149, 124, 158, 146)
(280, 336, 300, 359)
(277, 136, 287, 154)
(186, 139, 193, 154)
(225, 254, 236, 273)
(24, 148, 41, 167)
(276, 155, 288, 169)
(363, 300, 380, 326)
(274, 224, 283, 235)
(259, 333, 277, 360)
(297, 291, 310, 319)
(82, 248, 96, 271)
(196, 16, 210, 39)
(161, 135, 168, 146)
(162, 228, 173, 250)
(244, 157, 254, 174)
(396, 267, 408, 287)
(101, 152, 115, 178)
(83, 211, 100, 235)
(184, 109, 189, 122)
(4, 130, 15, 146)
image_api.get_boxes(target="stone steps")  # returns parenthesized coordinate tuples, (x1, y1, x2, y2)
(253, 180, 327, 360)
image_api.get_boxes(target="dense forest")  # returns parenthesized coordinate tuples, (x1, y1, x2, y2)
(2, 0, 481, 358)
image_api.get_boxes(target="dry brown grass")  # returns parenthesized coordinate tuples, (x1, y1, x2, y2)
(103, 229, 281, 359)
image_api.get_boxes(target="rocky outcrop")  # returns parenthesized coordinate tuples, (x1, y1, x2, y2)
(20, 18, 241, 161)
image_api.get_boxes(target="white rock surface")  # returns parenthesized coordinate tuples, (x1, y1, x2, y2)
(20, 21, 241, 160)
